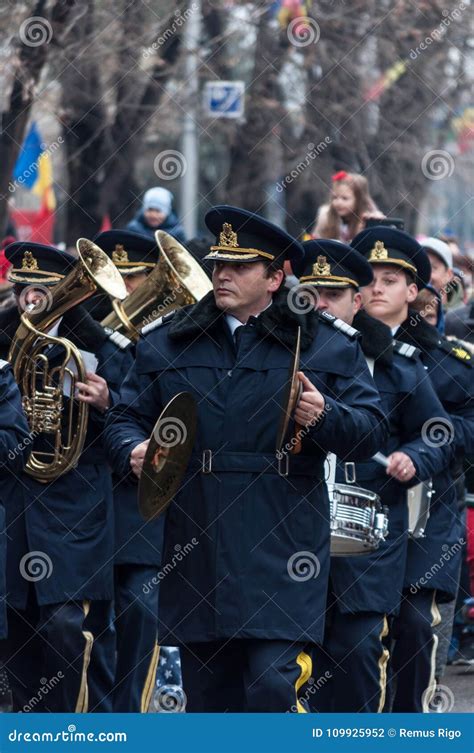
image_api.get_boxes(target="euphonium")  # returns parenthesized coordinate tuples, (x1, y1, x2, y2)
(9, 238, 127, 482)
(101, 230, 213, 341)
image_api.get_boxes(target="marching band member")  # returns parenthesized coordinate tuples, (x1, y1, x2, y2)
(353, 226, 474, 712)
(94, 230, 164, 712)
(0, 243, 131, 713)
(294, 239, 452, 712)
(104, 206, 387, 712)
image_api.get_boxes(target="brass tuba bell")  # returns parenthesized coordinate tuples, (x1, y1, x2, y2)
(9, 239, 127, 482)
(101, 230, 213, 341)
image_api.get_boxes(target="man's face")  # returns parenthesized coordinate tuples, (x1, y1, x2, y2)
(124, 272, 148, 294)
(427, 251, 453, 300)
(314, 287, 361, 325)
(361, 265, 418, 325)
(144, 208, 166, 228)
(212, 261, 283, 321)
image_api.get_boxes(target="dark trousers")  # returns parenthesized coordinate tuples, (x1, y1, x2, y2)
(311, 607, 390, 713)
(0, 599, 114, 712)
(389, 588, 441, 712)
(113, 564, 159, 712)
(179, 639, 312, 712)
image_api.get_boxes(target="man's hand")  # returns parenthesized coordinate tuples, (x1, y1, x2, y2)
(293, 372, 326, 427)
(130, 440, 150, 479)
(76, 372, 110, 413)
(386, 451, 416, 482)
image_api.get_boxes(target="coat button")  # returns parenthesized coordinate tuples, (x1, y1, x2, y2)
(227, 370, 232, 377)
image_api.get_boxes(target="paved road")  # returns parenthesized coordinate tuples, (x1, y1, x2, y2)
(441, 664, 474, 712)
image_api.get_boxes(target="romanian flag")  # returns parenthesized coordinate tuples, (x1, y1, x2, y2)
(364, 60, 408, 102)
(13, 122, 56, 210)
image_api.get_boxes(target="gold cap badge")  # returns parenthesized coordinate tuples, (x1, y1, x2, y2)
(218, 223, 239, 248)
(21, 251, 39, 271)
(112, 244, 129, 264)
(312, 255, 331, 277)
(369, 240, 388, 262)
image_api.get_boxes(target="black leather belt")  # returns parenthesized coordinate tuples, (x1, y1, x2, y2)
(188, 450, 323, 478)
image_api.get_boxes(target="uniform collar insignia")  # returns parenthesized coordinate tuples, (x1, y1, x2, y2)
(452, 346, 470, 361)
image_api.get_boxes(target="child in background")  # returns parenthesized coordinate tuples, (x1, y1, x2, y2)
(311, 171, 384, 242)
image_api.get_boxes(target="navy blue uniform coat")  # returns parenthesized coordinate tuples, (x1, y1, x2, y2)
(331, 311, 453, 615)
(105, 291, 387, 645)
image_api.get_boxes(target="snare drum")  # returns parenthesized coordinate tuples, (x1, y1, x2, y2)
(407, 480, 433, 539)
(328, 483, 388, 556)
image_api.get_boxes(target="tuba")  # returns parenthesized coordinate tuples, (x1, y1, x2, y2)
(101, 230, 213, 341)
(9, 239, 127, 483)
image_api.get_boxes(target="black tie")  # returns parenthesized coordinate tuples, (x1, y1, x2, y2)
(234, 325, 244, 350)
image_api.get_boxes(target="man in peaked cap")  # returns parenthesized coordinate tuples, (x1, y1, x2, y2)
(94, 229, 165, 712)
(104, 205, 387, 713)
(95, 230, 159, 295)
(353, 226, 474, 711)
(294, 239, 452, 713)
(0, 241, 133, 713)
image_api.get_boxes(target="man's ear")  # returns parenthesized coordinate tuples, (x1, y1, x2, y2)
(406, 283, 418, 304)
(268, 268, 285, 292)
(352, 291, 363, 315)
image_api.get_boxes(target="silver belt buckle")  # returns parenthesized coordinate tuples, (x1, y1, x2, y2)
(344, 462, 356, 484)
(277, 452, 289, 477)
(202, 449, 213, 474)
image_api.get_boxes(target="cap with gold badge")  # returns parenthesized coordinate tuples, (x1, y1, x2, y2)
(294, 239, 373, 289)
(5, 242, 76, 286)
(94, 230, 158, 276)
(351, 226, 431, 289)
(203, 205, 303, 267)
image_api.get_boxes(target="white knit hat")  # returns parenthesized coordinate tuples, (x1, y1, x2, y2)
(143, 187, 172, 216)
(422, 237, 453, 270)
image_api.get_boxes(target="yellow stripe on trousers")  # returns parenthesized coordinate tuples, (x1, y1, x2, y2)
(140, 643, 160, 713)
(377, 615, 390, 713)
(422, 591, 441, 712)
(75, 600, 94, 713)
(295, 651, 312, 713)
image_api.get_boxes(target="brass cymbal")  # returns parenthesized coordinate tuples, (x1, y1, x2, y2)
(276, 326, 302, 453)
(138, 392, 198, 521)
